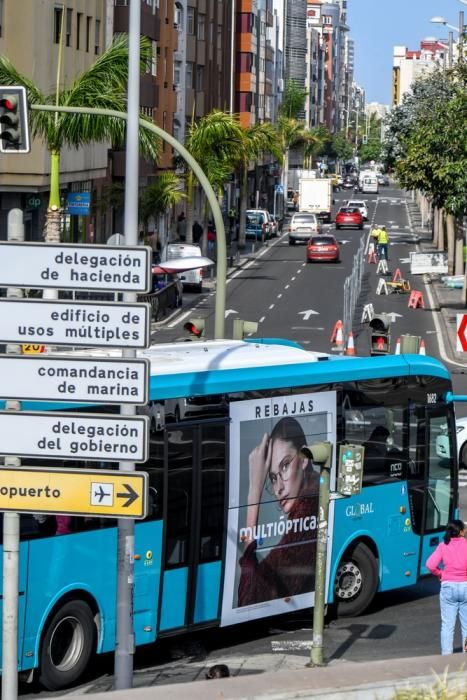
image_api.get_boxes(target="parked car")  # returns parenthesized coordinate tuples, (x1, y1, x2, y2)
(377, 174, 390, 186)
(436, 416, 467, 469)
(335, 207, 364, 230)
(161, 242, 204, 293)
(288, 212, 321, 245)
(345, 199, 368, 221)
(306, 234, 340, 263)
(267, 212, 279, 237)
(245, 209, 271, 241)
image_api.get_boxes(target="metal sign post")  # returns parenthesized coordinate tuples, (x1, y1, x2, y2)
(115, 0, 141, 689)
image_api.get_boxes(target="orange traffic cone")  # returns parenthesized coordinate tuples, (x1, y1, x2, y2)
(419, 339, 426, 355)
(346, 331, 356, 356)
(330, 319, 343, 344)
(335, 322, 344, 352)
(394, 337, 401, 355)
(393, 268, 402, 282)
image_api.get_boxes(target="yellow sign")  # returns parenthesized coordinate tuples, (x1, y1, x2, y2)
(0, 467, 147, 519)
(21, 344, 45, 354)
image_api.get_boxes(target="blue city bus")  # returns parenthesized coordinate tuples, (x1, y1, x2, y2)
(2, 339, 457, 689)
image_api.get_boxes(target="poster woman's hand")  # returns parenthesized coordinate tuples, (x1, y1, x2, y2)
(248, 433, 271, 502)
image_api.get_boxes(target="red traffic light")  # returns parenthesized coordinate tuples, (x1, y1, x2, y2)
(0, 98, 15, 111)
(184, 322, 203, 338)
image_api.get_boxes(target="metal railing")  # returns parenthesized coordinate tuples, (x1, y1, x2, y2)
(343, 234, 366, 339)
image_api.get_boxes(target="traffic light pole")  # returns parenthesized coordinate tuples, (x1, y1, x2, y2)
(30, 104, 227, 340)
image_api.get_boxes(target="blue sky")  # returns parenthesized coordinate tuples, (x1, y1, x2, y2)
(347, 0, 463, 104)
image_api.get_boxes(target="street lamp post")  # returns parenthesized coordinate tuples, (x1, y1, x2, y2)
(431, 12, 465, 63)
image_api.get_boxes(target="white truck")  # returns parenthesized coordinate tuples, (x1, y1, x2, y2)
(298, 176, 333, 223)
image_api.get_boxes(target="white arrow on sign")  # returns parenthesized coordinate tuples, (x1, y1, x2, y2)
(298, 310, 320, 321)
(339, 240, 351, 245)
(225, 309, 238, 318)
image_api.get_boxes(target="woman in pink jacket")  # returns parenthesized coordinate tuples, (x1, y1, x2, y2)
(426, 519, 467, 655)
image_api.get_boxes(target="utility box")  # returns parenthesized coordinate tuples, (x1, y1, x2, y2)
(337, 444, 365, 496)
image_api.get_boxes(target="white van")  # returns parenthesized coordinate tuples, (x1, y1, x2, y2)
(161, 243, 204, 293)
(361, 175, 378, 194)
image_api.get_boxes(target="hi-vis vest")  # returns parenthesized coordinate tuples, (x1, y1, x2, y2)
(377, 229, 389, 244)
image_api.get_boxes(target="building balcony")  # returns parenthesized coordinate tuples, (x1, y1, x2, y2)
(114, 5, 160, 41)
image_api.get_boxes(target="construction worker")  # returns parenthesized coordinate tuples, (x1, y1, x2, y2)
(377, 225, 389, 261)
(369, 225, 380, 255)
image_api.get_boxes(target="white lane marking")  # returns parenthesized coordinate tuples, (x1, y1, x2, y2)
(277, 293, 282, 298)
(292, 326, 325, 331)
(291, 276, 296, 281)
(225, 309, 238, 317)
(297, 269, 302, 274)
(259, 316, 265, 323)
(269, 304, 275, 310)
(271, 641, 313, 652)
(285, 285, 290, 289)
(167, 308, 194, 328)
(298, 310, 320, 320)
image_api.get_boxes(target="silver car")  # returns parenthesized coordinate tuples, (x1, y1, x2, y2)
(288, 212, 321, 245)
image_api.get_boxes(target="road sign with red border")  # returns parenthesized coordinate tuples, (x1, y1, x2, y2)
(457, 314, 467, 351)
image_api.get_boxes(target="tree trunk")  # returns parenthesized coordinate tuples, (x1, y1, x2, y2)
(185, 172, 194, 244)
(237, 166, 248, 249)
(437, 208, 445, 252)
(282, 148, 289, 205)
(446, 212, 455, 275)
(44, 151, 62, 244)
(455, 215, 465, 276)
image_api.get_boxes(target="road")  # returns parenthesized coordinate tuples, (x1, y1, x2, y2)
(21, 185, 467, 696)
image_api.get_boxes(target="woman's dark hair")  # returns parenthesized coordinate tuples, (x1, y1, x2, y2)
(269, 416, 307, 453)
(444, 519, 465, 544)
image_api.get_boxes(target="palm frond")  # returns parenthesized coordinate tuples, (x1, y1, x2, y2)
(140, 172, 185, 224)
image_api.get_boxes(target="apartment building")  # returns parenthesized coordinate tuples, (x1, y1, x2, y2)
(0, 0, 108, 241)
(392, 39, 447, 106)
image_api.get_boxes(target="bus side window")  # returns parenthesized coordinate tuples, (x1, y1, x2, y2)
(199, 423, 226, 562)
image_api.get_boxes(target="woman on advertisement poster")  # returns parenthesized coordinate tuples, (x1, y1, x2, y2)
(238, 416, 320, 606)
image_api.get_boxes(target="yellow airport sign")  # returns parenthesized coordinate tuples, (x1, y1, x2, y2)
(0, 467, 148, 519)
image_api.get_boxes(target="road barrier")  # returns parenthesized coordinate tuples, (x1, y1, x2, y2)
(343, 234, 365, 340)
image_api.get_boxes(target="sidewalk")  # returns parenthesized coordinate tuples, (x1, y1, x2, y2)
(61, 653, 467, 700)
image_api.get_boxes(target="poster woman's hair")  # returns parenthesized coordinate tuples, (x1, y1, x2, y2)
(269, 416, 306, 453)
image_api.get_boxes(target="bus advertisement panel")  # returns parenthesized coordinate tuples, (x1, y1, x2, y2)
(221, 390, 336, 626)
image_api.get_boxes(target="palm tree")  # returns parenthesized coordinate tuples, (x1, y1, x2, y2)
(139, 172, 185, 248)
(0, 34, 159, 242)
(184, 110, 243, 245)
(303, 126, 331, 169)
(237, 122, 282, 248)
(276, 116, 307, 203)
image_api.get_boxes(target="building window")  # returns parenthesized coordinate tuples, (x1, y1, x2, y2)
(196, 65, 204, 91)
(175, 4, 183, 30)
(66, 8, 72, 47)
(151, 40, 157, 76)
(186, 62, 194, 89)
(95, 19, 101, 55)
(197, 13, 205, 40)
(174, 61, 181, 85)
(187, 6, 194, 35)
(163, 47, 168, 82)
(209, 19, 214, 43)
(53, 6, 63, 44)
(114, 0, 128, 5)
(162, 111, 167, 151)
(76, 13, 82, 50)
(86, 16, 91, 52)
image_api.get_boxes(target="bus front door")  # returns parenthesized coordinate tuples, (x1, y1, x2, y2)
(158, 421, 227, 633)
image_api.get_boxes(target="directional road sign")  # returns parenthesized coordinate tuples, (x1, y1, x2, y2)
(0, 355, 149, 405)
(0, 298, 150, 349)
(457, 314, 467, 352)
(0, 411, 149, 462)
(0, 242, 152, 293)
(0, 467, 148, 519)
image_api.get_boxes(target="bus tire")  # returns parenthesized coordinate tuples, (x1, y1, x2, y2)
(333, 542, 378, 617)
(39, 600, 96, 691)
(460, 442, 467, 470)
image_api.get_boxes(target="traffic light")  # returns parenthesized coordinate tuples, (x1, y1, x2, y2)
(232, 319, 258, 340)
(183, 318, 205, 340)
(0, 86, 30, 153)
(369, 313, 391, 355)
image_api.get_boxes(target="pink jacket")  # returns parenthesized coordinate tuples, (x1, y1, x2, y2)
(426, 537, 467, 582)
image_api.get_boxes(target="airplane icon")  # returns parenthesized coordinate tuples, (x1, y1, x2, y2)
(94, 485, 111, 503)
(90, 482, 114, 507)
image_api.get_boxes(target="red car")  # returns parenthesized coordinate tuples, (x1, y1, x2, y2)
(306, 235, 340, 263)
(335, 207, 363, 229)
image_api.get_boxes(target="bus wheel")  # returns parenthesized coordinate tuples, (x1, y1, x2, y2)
(333, 542, 378, 617)
(39, 600, 96, 691)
